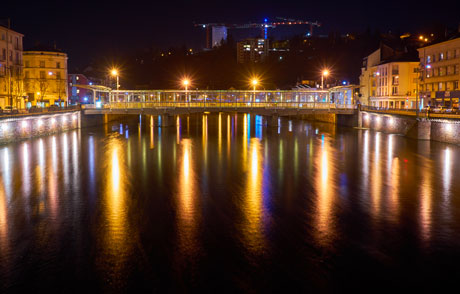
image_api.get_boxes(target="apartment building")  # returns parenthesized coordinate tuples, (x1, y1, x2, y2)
(418, 36, 460, 108)
(0, 26, 24, 109)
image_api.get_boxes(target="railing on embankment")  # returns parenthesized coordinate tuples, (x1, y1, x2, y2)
(0, 110, 81, 144)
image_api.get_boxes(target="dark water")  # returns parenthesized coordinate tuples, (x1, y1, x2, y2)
(1, 113, 460, 292)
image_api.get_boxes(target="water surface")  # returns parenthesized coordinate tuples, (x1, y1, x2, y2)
(1, 113, 460, 292)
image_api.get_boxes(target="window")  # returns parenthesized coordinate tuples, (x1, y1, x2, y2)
(392, 86, 398, 95)
(39, 60, 45, 67)
(392, 64, 399, 75)
(1, 33, 4, 40)
(438, 82, 443, 91)
(448, 66, 453, 75)
(454, 81, 459, 90)
(455, 64, 460, 75)
(392, 76, 399, 85)
(25, 60, 30, 67)
(40, 71, 45, 79)
(439, 53, 444, 60)
(426, 55, 431, 63)
(1, 48, 5, 61)
(25, 71, 29, 79)
(56, 62, 61, 69)
(439, 67, 446, 76)
(9, 51, 12, 61)
(413, 67, 418, 73)
(448, 50, 453, 60)
(57, 72, 61, 79)
(76, 89, 80, 94)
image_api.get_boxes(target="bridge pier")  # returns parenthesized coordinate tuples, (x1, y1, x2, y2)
(160, 114, 175, 127)
(266, 115, 279, 127)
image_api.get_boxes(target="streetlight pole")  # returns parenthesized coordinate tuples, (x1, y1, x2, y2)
(251, 78, 258, 107)
(321, 70, 329, 89)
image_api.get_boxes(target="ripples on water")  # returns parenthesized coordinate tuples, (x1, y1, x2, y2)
(1, 113, 460, 292)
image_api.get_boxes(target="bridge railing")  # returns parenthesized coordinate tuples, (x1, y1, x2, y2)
(85, 101, 356, 110)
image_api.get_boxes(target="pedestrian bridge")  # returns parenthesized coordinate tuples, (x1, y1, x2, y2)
(83, 88, 357, 117)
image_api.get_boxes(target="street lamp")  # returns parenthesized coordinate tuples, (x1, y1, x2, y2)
(182, 79, 190, 102)
(111, 69, 120, 90)
(251, 78, 259, 104)
(321, 69, 329, 89)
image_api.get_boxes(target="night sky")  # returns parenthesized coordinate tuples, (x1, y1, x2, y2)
(4, 0, 460, 70)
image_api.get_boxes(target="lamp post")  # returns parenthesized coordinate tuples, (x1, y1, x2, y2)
(251, 78, 258, 106)
(321, 69, 329, 89)
(182, 79, 190, 103)
(110, 69, 119, 104)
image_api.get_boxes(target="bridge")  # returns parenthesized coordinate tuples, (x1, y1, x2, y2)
(83, 88, 357, 126)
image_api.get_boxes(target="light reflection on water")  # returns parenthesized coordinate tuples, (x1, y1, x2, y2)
(0, 114, 460, 291)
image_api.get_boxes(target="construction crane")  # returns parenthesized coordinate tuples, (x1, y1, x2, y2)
(195, 17, 321, 49)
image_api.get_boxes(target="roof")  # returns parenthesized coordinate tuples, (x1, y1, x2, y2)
(0, 25, 24, 37)
(419, 34, 460, 49)
(24, 44, 63, 53)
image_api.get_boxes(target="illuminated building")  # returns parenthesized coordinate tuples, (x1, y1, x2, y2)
(360, 43, 419, 108)
(237, 38, 269, 63)
(23, 46, 68, 107)
(0, 25, 24, 109)
(418, 36, 460, 108)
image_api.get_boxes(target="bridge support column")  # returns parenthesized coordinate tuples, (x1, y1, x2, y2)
(160, 114, 175, 127)
(267, 115, 279, 127)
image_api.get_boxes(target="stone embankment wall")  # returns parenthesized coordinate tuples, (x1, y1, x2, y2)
(0, 111, 81, 144)
(361, 111, 460, 145)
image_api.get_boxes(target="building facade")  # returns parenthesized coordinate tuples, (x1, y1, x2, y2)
(418, 37, 460, 108)
(370, 61, 419, 108)
(360, 44, 419, 108)
(0, 26, 24, 109)
(23, 49, 68, 107)
(237, 38, 269, 63)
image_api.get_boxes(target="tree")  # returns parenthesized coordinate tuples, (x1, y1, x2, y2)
(10, 67, 24, 109)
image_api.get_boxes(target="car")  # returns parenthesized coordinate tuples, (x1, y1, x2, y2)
(48, 105, 60, 111)
(432, 106, 446, 113)
(29, 106, 42, 113)
(3, 106, 19, 114)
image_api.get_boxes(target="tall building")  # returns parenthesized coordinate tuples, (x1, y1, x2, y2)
(237, 38, 269, 63)
(0, 25, 24, 109)
(418, 36, 460, 108)
(211, 26, 227, 48)
(360, 43, 419, 108)
(23, 46, 68, 107)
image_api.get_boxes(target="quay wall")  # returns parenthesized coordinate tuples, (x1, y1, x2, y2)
(361, 111, 460, 145)
(0, 111, 81, 144)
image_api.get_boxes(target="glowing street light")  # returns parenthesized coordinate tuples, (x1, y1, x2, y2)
(251, 78, 259, 104)
(321, 69, 329, 89)
(182, 79, 190, 102)
(111, 68, 120, 90)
